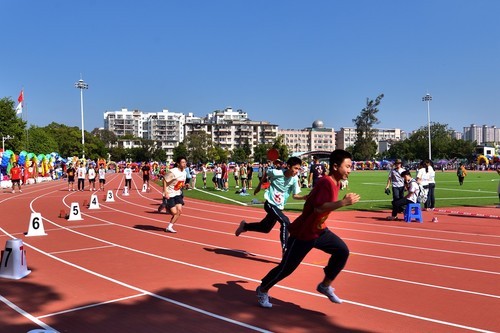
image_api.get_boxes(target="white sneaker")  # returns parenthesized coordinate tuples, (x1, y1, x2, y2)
(431, 217, 438, 223)
(317, 283, 342, 304)
(256, 286, 272, 308)
(166, 225, 177, 233)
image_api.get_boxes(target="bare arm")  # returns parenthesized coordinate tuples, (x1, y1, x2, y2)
(314, 193, 360, 215)
(292, 193, 309, 200)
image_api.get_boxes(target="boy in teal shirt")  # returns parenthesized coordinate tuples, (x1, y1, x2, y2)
(235, 157, 308, 252)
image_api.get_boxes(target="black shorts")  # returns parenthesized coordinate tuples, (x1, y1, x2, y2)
(68, 176, 75, 183)
(99, 179, 106, 184)
(143, 176, 150, 182)
(12, 179, 21, 184)
(163, 195, 184, 208)
(89, 178, 96, 183)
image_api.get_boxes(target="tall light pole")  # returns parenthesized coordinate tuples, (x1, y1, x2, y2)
(75, 78, 88, 160)
(422, 93, 432, 161)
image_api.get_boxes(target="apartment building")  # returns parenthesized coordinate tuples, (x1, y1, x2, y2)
(336, 127, 404, 153)
(185, 108, 278, 154)
(104, 107, 278, 161)
(463, 124, 499, 145)
(279, 120, 335, 154)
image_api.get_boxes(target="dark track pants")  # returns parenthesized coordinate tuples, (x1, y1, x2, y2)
(244, 201, 290, 251)
(261, 228, 349, 291)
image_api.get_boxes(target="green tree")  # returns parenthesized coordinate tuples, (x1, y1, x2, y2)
(151, 146, 167, 162)
(0, 97, 27, 152)
(272, 135, 289, 161)
(108, 147, 127, 161)
(173, 142, 189, 162)
(231, 147, 247, 163)
(184, 132, 212, 163)
(91, 128, 117, 148)
(27, 126, 59, 154)
(351, 94, 384, 160)
(253, 143, 272, 163)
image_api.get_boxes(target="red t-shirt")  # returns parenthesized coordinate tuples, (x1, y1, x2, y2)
(289, 176, 339, 240)
(10, 167, 22, 180)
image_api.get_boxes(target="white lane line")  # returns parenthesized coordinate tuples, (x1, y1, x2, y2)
(37, 293, 146, 319)
(0, 226, 272, 333)
(0, 295, 59, 333)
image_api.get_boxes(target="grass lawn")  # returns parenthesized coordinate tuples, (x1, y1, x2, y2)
(175, 170, 500, 212)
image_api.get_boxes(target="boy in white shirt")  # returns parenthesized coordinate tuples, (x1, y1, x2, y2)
(123, 164, 133, 190)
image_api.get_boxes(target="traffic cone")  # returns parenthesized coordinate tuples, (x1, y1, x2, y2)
(0, 239, 31, 279)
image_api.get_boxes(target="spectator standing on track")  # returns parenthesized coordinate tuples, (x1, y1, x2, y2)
(385, 159, 405, 200)
(123, 163, 133, 191)
(66, 163, 76, 191)
(9, 162, 22, 193)
(98, 164, 106, 191)
(77, 162, 86, 191)
(160, 156, 187, 233)
(87, 164, 97, 191)
(308, 156, 326, 188)
(457, 163, 467, 185)
(235, 157, 308, 252)
(142, 162, 151, 191)
(255, 149, 360, 308)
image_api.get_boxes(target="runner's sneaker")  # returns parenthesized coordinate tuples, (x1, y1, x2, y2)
(166, 225, 177, 233)
(386, 216, 398, 221)
(431, 217, 438, 223)
(256, 286, 272, 308)
(235, 220, 246, 236)
(316, 283, 342, 304)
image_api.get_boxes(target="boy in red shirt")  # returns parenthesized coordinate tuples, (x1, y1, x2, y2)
(9, 162, 22, 193)
(255, 149, 360, 308)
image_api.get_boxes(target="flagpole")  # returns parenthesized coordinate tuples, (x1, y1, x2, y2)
(25, 101, 29, 151)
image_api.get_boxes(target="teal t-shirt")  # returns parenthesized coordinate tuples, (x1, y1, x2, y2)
(264, 169, 301, 210)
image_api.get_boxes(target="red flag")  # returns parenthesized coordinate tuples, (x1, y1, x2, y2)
(16, 89, 24, 114)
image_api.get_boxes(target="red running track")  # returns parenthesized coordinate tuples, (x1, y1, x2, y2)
(0, 173, 499, 333)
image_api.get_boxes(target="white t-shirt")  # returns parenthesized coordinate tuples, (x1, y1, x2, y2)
(77, 167, 87, 179)
(124, 167, 132, 179)
(416, 168, 429, 186)
(165, 168, 187, 197)
(99, 168, 106, 179)
(87, 168, 96, 180)
(407, 180, 419, 203)
(426, 166, 436, 184)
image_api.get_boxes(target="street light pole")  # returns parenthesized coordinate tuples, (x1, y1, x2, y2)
(422, 93, 432, 161)
(75, 78, 88, 160)
(2, 135, 14, 152)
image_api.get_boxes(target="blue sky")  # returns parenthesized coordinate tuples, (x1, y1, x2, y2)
(2, 1, 499, 134)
